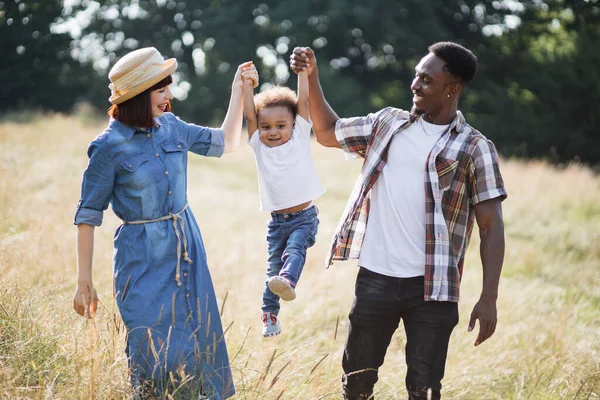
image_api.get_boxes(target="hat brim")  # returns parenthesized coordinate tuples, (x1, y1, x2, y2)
(109, 58, 178, 105)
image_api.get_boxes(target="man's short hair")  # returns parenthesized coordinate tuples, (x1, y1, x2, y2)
(428, 42, 478, 85)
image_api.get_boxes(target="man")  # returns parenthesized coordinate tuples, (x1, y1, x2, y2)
(289, 42, 507, 399)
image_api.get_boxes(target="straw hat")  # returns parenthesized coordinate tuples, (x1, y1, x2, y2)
(108, 47, 177, 104)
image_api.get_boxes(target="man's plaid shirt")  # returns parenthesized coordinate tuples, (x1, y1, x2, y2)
(328, 107, 507, 302)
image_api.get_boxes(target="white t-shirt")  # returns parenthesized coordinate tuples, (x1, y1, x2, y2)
(249, 115, 326, 211)
(359, 117, 449, 277)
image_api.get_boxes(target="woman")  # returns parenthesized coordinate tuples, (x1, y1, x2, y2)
(72, 47, 257, 399)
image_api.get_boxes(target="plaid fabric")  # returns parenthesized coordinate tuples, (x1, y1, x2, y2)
(329, 107, 507, 302)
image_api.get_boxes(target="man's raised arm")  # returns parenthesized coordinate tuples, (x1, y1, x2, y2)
(290, 47, 341, 148)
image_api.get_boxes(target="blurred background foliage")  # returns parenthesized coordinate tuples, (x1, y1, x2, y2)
(1, 0, 598, 163)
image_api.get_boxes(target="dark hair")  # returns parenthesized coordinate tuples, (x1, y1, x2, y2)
(254, 85, 298, 119)
(428, 42, 478, 85)
(107, 75, 173, 128)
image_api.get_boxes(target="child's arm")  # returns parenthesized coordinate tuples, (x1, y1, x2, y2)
(296, 69, 309, 121)
(243, 73, 258, 139)
(222, 61, 257, 154)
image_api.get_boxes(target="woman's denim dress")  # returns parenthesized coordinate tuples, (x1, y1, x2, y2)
(74, 113, 234, 399)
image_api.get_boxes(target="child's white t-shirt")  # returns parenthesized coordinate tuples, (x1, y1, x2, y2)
(249, 115, 326, 211)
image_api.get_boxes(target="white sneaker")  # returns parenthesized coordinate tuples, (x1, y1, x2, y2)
(262, 311, 281, 337)
(268, 276, 296, 301)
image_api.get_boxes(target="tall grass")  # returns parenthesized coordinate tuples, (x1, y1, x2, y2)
(0, 112, 598, 399)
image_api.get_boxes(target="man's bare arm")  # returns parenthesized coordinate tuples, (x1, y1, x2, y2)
(469, 197, 505, 346)
(290, 47, 341, 148)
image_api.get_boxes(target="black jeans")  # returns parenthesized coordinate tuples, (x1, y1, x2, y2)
(342, 268, 459, 400)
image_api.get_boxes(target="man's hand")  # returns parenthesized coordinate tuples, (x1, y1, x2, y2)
(468, 296, 497, 346)
(290, 47, 316, 76)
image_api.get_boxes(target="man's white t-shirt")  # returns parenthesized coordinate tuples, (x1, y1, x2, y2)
(358, 117, 449, 277)
(249, 115, 326, 211)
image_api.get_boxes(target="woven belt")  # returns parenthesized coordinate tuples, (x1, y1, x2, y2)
(125, 203, 191, 286)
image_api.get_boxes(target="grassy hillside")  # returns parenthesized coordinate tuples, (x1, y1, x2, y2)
(0, 112, 598, 399)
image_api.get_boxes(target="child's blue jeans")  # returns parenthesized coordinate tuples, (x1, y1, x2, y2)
(261, 205, 319, 314)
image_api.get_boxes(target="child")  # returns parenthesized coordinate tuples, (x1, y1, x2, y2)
(243, 68, 326, 337)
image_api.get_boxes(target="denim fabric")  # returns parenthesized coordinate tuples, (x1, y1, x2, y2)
(261, 205, 319, 314)
(74, 114, 235, 399)
(342, 268, 458, 400)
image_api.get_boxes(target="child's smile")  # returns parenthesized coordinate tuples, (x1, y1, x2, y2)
(258, 106, 294, 147)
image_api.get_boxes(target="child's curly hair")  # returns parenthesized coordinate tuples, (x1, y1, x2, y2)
(254, 85, 298, 118)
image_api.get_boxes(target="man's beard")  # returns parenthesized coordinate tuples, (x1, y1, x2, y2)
(409, 104, 424, 122)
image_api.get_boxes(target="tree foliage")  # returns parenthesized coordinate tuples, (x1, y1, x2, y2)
(0, 0, 97, 111)
(2, 0, 598, 163)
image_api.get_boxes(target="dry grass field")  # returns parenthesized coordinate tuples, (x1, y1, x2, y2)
(0, 111, 599, 399)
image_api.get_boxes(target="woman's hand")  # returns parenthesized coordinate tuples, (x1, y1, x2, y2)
(243, 65, 259, 89)
(73, 281, 99, 319)
(233, 61, 258, 90)
(223, 61, 256, 153)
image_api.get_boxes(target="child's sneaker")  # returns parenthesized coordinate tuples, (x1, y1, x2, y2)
(262, 312, 281, 337)
(268, 276, 296, 301)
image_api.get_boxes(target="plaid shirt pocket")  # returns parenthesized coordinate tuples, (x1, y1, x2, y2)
(435, 157, 459, 191)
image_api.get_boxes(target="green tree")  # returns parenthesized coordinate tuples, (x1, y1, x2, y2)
(5, 0, 598, 162)
(71, 1, 515, 122)
(0, 0, 95, 112)
(464, 0, 600, 163)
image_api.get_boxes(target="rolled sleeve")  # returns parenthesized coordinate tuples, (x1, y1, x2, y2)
(470, 138, 508, 205)
(74, 205, 104, 226)
(334, 108, 397, 158)
(184, 119, 224, 158)
(204, 128, 225, 157)
(74, 141, 115, 226)
(165, 113, 225, 157)
(335, 116, 371, 158)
